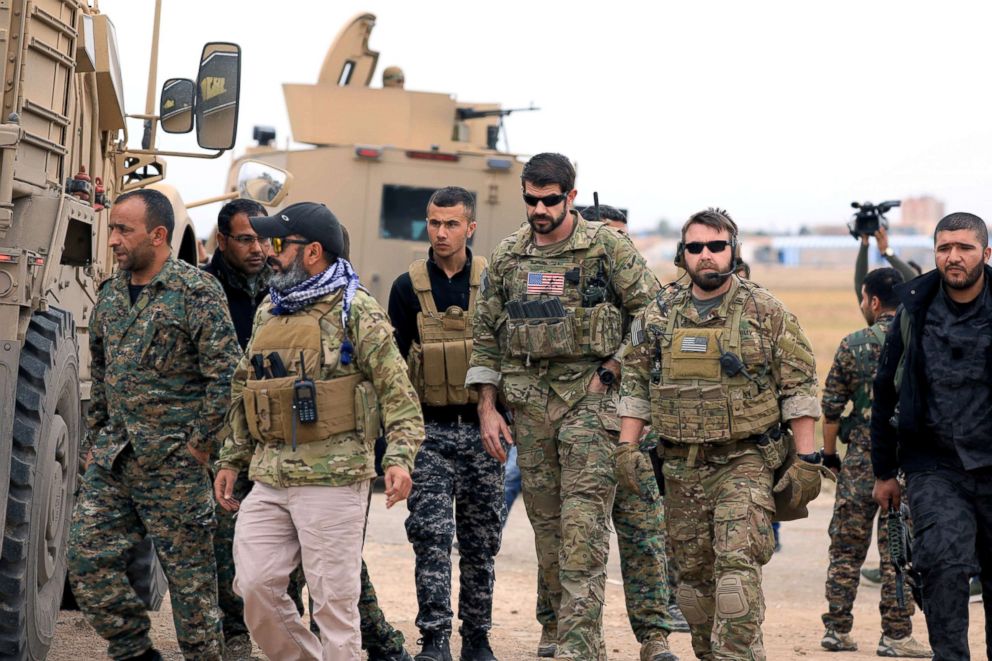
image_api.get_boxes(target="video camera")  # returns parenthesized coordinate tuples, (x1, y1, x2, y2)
(848, 200, 900, 238)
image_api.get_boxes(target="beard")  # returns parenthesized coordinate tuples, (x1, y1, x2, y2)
(117, 239, 155, 273)
(941, 260, 985, 291)
(527, 205, 568, 235)
(687, 261, 731, 292)
(268, 251, 310, 291)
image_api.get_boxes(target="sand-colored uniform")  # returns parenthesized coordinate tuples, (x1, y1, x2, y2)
(620, 276, 820, 660)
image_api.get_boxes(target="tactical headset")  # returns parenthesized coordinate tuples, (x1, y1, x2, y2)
(673, 209, 742, 274)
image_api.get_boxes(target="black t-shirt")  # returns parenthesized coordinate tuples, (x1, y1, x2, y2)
(128, 283, 146, 306)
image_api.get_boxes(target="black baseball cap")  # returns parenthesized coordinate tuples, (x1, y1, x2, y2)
(249, 202, 345, 258)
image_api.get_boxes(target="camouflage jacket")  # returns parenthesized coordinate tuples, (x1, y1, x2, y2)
(821, 311, 895, 447)
(465, 212, 659, 412)
(87, 257, 241, 470)
(619, 277, 821, 428)
(218, 289, 424, 487)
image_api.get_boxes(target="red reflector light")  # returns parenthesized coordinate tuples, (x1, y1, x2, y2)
(0, 254, 12, 262)
(355, 146, 383, 159)
(405, 150, 459, 162)
(34, 257, 45, 265)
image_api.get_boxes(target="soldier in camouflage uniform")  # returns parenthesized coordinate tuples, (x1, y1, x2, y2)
(214, 202, 423, 660)
(619, 208, 824, 660)
(466, 153, 668, 660)
(388, 187, 502, 661)
(820, 267, 931, 657)
(68, 189, 241, 661)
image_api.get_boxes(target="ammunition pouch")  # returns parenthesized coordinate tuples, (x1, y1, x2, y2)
(505, 301, 622, 360)
(245, 373, 378, 446)
(754, 427, 788, 471)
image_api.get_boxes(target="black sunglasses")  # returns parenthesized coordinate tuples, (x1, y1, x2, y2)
(684, 240, 732, 254)
(523, 192, 569, 207)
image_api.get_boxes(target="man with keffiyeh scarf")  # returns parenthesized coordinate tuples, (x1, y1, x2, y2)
(215, 202, 424, 661)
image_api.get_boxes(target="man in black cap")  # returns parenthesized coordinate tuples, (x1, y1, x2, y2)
(215, 202, 425, 659)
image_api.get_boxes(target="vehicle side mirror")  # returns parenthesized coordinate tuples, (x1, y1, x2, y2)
(159, 78, 194, 134)
(237, 160, 293, 207)
(195, 42, 241, 150)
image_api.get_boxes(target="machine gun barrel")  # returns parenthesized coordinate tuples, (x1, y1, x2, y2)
(456, 105, 540, 120)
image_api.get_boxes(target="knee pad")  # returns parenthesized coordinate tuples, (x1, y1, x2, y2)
(715, 574, 750, 620)
(675, 584, 714, 626)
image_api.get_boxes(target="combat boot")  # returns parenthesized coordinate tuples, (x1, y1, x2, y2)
(460, 630, 497, 661)
(821, 628, 858, 651)
(122, 650, 163, 661)
(415, 631, 452, 661)
(640, 637, 679, 661)
(536, 624, 556, 657)
(861, 566, 883, 584)
(369, 647, 414, 661)
(876, 634, 932, 658)
(224, 634, 256, 660)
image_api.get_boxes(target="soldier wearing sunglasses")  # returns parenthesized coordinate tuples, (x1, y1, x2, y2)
(618, 208, 824, 659)
(466, 153, 666, 660)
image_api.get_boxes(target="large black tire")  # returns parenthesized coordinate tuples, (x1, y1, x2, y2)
(0, 308, 81, 659)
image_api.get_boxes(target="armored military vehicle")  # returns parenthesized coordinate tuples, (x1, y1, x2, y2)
(0, 2, 257, 657)
(225, 12, 535, 302)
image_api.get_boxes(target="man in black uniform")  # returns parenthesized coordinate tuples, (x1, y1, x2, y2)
(873, 212, 992, 660)
(388, 186, 503, 661)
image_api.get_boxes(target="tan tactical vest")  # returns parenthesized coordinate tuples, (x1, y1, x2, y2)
(243, 296, 380, 447)
(650, 286, 780, 444)
(501, 224, 623, 361)
(407, 257, 485, 406)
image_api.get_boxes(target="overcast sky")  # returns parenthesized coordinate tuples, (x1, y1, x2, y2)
(99, 0, 992, 236)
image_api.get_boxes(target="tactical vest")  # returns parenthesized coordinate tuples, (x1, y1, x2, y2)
(501, 224, 623, 361)
(243, 295, 380, 447)
(649, 285, 780, 444)
(406, 257, 486, 407)
(843, 324, 886, 425)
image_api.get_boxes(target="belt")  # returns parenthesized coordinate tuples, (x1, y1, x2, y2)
(660, 428, 779, 466)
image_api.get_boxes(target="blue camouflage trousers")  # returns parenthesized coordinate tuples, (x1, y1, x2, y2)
(405, 419, 504, 637)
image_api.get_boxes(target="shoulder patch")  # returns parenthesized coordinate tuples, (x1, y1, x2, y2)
(480, 267, 490, 296)
(630, 317, 647, 347)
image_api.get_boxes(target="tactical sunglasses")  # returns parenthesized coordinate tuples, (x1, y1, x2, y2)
(523, 192, 569, 207)
(270, 237, 311, 254)
(684, 240, 731, 254)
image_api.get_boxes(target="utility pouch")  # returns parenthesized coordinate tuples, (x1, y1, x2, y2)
(755, 429, 788, 471)
(506, 314, 578, 359)
(670, 328, 722, 380)
(244, 374, 364, 445)
(838, 415, 856, 444)
(583, 302, 623, 357)
(422, 341, 447, 405)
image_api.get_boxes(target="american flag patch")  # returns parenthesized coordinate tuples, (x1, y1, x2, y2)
(526, 272, 565, 295)
(680, 335, 709, 353)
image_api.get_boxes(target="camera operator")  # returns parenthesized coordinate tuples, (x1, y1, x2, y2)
(855, 227, 917, 304)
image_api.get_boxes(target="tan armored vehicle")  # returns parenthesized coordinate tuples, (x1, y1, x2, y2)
(225, 12, 536, 302)
(0, 1, 261, 657)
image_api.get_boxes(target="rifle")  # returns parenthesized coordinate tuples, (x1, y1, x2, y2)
(886, 504, 923, 609)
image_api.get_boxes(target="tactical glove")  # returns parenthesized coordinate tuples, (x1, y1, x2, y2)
(772, 459, 825, 510)
(613, 442, 645, 496)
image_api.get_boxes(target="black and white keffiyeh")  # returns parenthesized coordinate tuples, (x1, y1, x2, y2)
(269, 258, 361, 331)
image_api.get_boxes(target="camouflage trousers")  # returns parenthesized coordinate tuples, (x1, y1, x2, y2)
(216, 473, 406, 654)
(68, 444, 222, 660)
(536, 457, 675, 644)
(405, 419, 504, 636)
(665, 451, 775, 661)
(822, 442, 915, 638)
(514, 391, 617, 660)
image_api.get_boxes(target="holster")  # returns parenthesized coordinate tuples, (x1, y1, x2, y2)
(649, 448, 665, 496)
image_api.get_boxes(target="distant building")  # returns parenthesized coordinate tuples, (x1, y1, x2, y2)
(898, 196, 945, 235)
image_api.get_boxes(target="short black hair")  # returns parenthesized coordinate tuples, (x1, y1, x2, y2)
(427, 186, 476, 222)
(521, 152, 575, 193)
(218, 199, 265, 236)
(580, 205, 626, 223)
(934, 212, 989, 248)
(682, 207, 738, 241)
(863, 267, 903, 310)
(115, 188, 175, 242)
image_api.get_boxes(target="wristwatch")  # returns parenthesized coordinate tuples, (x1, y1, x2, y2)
(596, 366, 616, 386)
(882, 247, 895, 258)
(797, 451, 822, 465)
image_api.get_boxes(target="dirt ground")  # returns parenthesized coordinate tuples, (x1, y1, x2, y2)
(48, 483, 987, 660)
(47, 267, 988, 660)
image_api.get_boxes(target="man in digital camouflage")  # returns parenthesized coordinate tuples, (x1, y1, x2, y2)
(619, 208, 825, 660)
(214, 202, 424, 660)
(205, 203, 409, 660)
(466, 153, 669, 660)
(388, 186, 502, 661)
(819, 267, 930, 657)
(68, 188, 241, 661)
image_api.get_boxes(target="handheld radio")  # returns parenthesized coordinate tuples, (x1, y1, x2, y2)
(293, 350, 318, 425)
